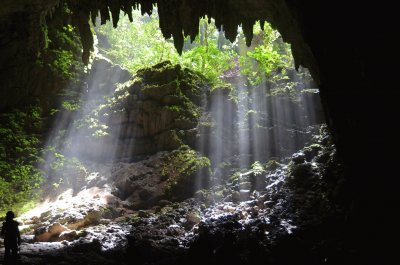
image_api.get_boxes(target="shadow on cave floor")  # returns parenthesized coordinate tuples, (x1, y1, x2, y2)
(0, 126, 362, 265)
(0, 238, 128, 265)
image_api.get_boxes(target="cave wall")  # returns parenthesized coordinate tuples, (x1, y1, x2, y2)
(0, 0, 84, 113)
(1, 0, 398, 261)
(286, 4, 398, 261)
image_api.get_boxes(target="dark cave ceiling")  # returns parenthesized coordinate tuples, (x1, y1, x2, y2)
(1, 0, 317, 81)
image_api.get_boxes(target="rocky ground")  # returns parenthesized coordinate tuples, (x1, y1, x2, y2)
(1, 125, 349, 265)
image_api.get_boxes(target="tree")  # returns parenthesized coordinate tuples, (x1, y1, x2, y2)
(96, 11, 236, 85)
(239, 22, 293, 86)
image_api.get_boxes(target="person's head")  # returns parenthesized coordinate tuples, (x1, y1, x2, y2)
(5, 211, 15, 221)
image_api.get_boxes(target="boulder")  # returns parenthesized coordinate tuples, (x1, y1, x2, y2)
(90, 61, 209, 159)
(34, 222, 69, 242)
(111, 146, 211, 209)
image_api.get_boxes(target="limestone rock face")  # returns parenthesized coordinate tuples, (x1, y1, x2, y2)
(93, 61, 210, 160)
(0, 1, 83, 112)
(111, 152, 169, 209)
(111, 146, 211, 208)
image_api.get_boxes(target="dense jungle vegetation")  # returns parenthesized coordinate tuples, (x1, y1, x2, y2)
(95, 9, 293, 86)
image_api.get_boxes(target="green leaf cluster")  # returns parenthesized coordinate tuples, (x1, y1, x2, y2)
(96, 11, 236, 85)
(96, 12, 296, 89)
(251, 161, 266, 175)
(239, 22, 293, 86)
(35, 8, 85, 82)
(0, 106, 44, 214)
(41, 149, 87, 193)
(96, 10, 179, 73)
(48, 49, 75, 80)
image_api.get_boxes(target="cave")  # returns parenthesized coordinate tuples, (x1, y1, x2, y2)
(0, 1, 398, 264)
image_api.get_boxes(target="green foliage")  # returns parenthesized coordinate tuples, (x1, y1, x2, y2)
(97, 11, 301, 93)
(40, 142, 88, 193)
(48, 49, 75, 79)
(239, 22, 293, 86)
(0, 106, 44, 213)
(229, 171, 242, 185)
(53, 25, 79, 50)
(61, 99, 80, 111)
(241, 45, 281, 83)
(251, 161, 265, 175)
(265, 159, 281, 171)
(80, 61, 207, 142)
(164, 105, 182, 113)
(268, 80, 301, 102)
(304, 143, 322, 153)
(51, 156, 87, 191)
(96, 10, 179, 73)
(36, 12, 84, 82)
(40, 23, 50, 50)
(96, 11, 236, 85)
(180, 38, 235, 85)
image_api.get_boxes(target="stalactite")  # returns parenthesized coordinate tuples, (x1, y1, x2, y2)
(99, 6, 110, 25)
(26, 0, 62, 57)
(62, 0, 259, 61)
(109, 1, 121, 28)
(90, 11, 97, 26)
(4, 0, 317, 81)
(120, 1, 133, 22)
(73, 9, 93, 65)
(242, 20, 255, 47)
(138, 0, 154, 15)
(158, 0, 185, 54)
(180, 0, 194, 39)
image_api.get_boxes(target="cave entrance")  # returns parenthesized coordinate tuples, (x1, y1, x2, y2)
(93, 9, 326, 188)
(34, 7, 325, 208)
(0, 4, 335, 262)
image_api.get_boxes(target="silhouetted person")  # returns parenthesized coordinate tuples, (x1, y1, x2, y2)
(1, 211, 21, 261)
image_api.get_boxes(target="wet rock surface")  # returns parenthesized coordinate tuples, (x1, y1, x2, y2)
(124, 127, 346, 265)
(1, 222, 131, 265)
(0, 126, 347, 265)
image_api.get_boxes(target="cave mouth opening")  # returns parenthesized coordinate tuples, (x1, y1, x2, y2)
(19, 8, 326, 219)
(0, 4, 346, 264)
(1, 1, 396, 263)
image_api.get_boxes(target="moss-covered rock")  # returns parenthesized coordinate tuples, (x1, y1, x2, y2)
(265, 159, 281, 171)
(111, 146, 210, 208)
(161, 145, 211, 201)
(95, 61, 210, 159)
(303, 143, 322, 161)
(0, 5, 85, 113)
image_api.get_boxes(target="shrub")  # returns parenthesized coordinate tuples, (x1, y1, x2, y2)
(0, 106, 44, 214)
